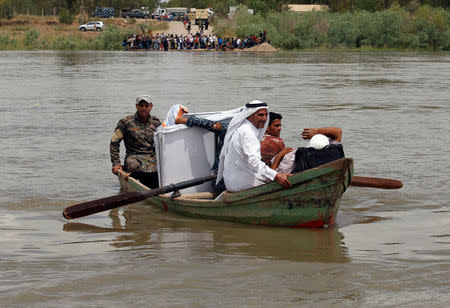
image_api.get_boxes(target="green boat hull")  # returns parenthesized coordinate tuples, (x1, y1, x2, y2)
(118, 158, 354, 228)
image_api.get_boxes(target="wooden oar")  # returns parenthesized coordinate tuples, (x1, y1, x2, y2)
(63, 173, 402, 220)
(63, 174, 217, 220)
(351, 176, 402, 189)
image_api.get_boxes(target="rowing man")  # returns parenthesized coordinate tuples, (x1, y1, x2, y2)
(110, 95, 161, 177)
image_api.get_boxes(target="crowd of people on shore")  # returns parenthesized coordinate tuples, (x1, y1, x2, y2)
(122, 31, 267, 51)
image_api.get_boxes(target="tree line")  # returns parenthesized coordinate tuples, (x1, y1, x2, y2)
(165, 1, 448, 15)
(0, 0, 447, 19)
(0, 1, 159, 18)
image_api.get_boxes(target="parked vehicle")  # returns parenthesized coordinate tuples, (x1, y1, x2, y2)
(153, 8, 166, 19)
(92, 7, 114, 18)
(78, 21, 104, 32)
(166, 7, 189, 21)
(194, 9, 209, 25)
(121, 9, 149, 19)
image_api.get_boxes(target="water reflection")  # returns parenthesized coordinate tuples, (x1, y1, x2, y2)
(63, 206, 350, 263)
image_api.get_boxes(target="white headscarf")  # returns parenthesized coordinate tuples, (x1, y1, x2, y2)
(161, 104, 189, 128)
(217, 100, 269, 183)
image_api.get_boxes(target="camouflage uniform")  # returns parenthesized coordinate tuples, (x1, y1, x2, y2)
(186, 115, 230, 173)
(110, 112, 161, 172)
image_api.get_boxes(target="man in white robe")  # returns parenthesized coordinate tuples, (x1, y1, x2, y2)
(217, 101, 292, 192)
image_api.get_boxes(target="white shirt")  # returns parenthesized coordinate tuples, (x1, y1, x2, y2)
(223, 120, 277, 192)
(275, 150, 296, 174)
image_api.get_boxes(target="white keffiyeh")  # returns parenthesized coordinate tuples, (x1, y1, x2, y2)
(217, 100, 270, 183)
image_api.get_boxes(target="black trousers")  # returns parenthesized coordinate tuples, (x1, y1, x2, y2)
(129, 171, 159, 189)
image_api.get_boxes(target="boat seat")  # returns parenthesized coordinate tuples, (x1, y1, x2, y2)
(169, 192, 214, 200)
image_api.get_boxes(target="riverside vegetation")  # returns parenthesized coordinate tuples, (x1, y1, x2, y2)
(0, 4, 448, 51)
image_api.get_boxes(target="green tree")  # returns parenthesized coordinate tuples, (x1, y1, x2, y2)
(328, 0, 353, 12)
(59, 7, 73, 24)
(354, 0, 384, 11)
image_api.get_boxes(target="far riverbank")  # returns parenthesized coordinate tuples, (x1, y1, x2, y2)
(1, 5, 449, 51)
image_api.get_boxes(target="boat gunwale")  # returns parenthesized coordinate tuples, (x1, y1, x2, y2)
(118, 158, 353, 206)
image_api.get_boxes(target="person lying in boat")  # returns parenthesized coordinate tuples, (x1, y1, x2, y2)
(172, 105, 231, 194)
(270, 127, 344, 174)
(110, 95, 161, 188)
(260, 111, 286, 166)
(174, 107, 230, 175)
(217, 101, 292, 193)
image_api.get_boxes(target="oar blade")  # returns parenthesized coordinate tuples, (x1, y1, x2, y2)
(63, 191, 149, 220)
(63, 174, 218, 220)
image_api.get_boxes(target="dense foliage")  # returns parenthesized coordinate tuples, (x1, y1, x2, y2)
(58, 7, 73, 24)
(215, 4, 449, 50)
(164, 0, 448, 15)
(0, 1, 160, 18)
(0, 0, 448, 18)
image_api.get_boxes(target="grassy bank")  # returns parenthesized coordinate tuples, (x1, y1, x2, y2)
(214, 5, 450, 51)
(0, 15, 168, 50)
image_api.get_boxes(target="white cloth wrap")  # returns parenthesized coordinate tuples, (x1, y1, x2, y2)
(161, 104, 188, 128)
(216, 100, 272, 186)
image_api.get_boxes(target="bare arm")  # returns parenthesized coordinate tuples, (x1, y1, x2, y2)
(301, 127, 342, 142)
(270, 147, 294, 170)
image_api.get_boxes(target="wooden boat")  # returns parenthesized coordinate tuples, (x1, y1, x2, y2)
(117, 158, 354, 228)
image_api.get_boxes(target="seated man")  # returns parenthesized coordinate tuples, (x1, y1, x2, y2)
(271, 127, 343, 174)
(260, 112, 286, 165)
(217, 101, 292, 192)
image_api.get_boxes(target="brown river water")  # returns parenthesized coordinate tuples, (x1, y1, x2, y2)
(0, 50, 449, 307)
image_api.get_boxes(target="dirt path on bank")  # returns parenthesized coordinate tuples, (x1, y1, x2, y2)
(148, 20, 214, 36)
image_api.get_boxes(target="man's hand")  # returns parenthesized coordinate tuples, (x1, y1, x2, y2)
(112, 165, 123, 174)
(270, 147, 294, 170)
(278, 147, 294, 157)
(301, 128, 318, 140)
(275, 173, 292, 188)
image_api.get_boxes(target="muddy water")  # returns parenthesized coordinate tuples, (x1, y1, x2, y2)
(0, 50, 449, 306)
